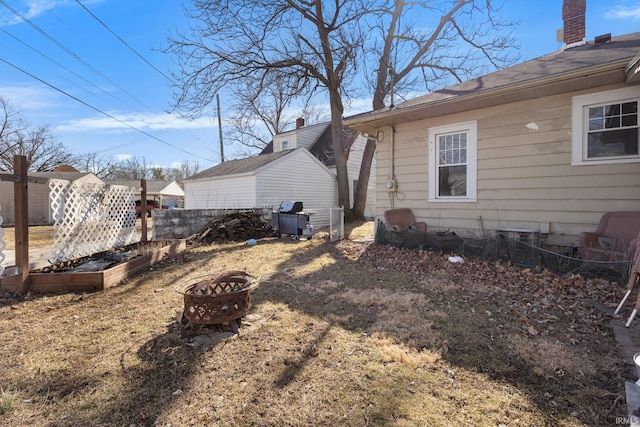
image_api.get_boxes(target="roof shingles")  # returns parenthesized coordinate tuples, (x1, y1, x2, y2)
(186, 150, 294, 180)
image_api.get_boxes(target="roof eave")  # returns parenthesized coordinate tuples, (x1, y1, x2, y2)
(183, 170, 255, 183)
(626, 52, 640, 84)
(345, 60, 630, 135)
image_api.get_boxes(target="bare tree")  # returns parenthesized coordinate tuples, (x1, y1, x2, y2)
(149, 167, 166, 180)
(0, 97, 74, 171)
(82, 154, 198, 185)
(225, 74, 331, 157)
(165, 160, 201, 185)
(108, 157, 152, 180)
(167, 0, 517, 220)
(225, 73, 310, 155)
(299, 104, 330, 126)
(74, 151, 124, 179)
(350, 0, 519, 218)
(0, 96, 21, 149)
(167, 0, 366, 218)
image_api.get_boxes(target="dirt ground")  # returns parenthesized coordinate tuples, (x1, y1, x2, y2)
(0, 220, 637, 426)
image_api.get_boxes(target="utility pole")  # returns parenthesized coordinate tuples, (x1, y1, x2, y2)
(217, 93, 224, 163)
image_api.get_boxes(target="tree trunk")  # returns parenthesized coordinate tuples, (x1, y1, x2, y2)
(329, 96, 353, 221)
(351, 137, 376, 220)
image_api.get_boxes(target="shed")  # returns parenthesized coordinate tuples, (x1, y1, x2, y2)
(262, 120, 376, 218)
(184, 148, 337, 227)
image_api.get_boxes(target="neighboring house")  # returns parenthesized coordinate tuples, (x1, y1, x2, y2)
(106, 180, 185, 208)
(262, 118, 376, 218)
(0, 171, 103, 225)
(344, 2, 640, 249)
(183, 148, 337, 227)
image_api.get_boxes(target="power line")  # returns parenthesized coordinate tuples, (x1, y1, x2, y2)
(0, 56, 215, 162)
(0, 0, 157, 114)
(0, 26, 143, 112)
(92, 128, 177, 155)
(75, 0, 178, 86)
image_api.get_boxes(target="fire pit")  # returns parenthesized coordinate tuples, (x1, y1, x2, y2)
(175, 271, 257, 325)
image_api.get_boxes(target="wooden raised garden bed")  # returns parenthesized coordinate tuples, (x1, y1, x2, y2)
(0, 239, 186, 293)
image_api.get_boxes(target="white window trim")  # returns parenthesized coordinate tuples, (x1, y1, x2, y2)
(428, 121, 477, 202)
(571, 86, 640, 165)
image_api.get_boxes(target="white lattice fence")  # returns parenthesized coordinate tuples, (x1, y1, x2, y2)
(0, 210, 5, 276)
(49, 180, 137, 263)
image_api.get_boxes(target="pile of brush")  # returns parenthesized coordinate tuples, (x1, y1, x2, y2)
(192, 211, 275, 243)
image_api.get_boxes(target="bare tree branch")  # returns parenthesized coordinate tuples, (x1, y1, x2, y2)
(74, 151, 124, 179)
(166, 0, 519, 219)
(0, 98, 74, 171)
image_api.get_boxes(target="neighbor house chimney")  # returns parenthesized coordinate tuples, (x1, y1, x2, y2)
(562, 0, 586, 48)
(296, 117, 305, 129)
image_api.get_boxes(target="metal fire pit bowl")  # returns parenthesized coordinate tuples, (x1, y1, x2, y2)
(175, 271, 257, 325)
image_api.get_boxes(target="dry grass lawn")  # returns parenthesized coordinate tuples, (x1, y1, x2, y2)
(1, 225, 54, 250)
(0, 220, 634, 426)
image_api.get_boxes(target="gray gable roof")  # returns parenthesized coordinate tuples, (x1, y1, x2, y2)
(28, 171, 99, 182)
(345, 32, 640, 134)
(261, 122, 361, 168)
(260, 122, 331, 156)
(275, 122, 330, 151)
(405, 32, 640, 107)
(106, 180, 179, 193)
(185, 150, 295, 181)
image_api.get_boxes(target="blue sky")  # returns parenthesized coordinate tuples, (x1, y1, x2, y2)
(0, 0, 639, 171)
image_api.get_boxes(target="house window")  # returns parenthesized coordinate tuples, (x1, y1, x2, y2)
(571, 87, 640, 165)
(428, 121, 477, 202)
(282, 141, 289, 150)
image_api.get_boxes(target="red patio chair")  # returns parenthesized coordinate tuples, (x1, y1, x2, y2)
(383, 208, 427, 233)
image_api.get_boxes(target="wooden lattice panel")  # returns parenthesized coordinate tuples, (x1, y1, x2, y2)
(49, 179, 137, 263)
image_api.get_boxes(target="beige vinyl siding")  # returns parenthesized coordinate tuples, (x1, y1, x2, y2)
(184, 174, 257, 209)
(256, 149, 337, 228)
(375, 124, 429, 213)
(376, 83, 640, 245)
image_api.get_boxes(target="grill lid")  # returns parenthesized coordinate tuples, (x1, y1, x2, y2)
(279, 201, 303, 213)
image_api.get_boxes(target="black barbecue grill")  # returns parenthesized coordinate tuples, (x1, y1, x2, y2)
(271, 201, 313, 240)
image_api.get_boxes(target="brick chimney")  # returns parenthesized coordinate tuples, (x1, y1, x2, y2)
(562, 0, 586, 48)
(296, 117, 305, 129)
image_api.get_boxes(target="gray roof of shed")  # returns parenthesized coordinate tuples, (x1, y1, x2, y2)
(345, 32, 640, 133)
(185, 150, 294, 181)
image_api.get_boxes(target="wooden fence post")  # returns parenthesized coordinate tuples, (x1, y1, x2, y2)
(13, 155, 29, 293)
(140, 179, 147, 243)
